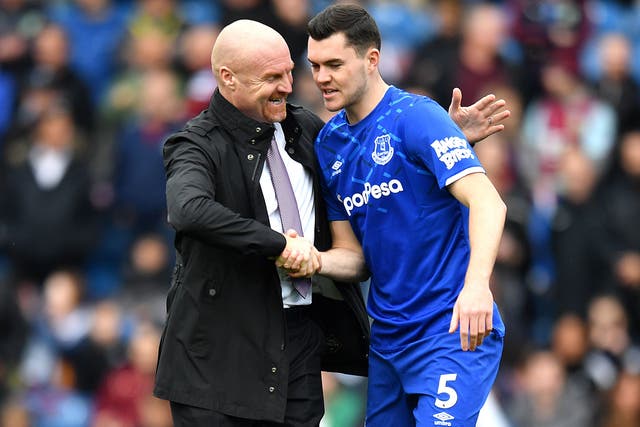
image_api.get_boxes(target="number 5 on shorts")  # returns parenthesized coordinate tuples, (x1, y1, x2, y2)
(435, 373, 458, 409)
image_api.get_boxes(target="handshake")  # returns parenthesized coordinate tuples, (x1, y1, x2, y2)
(275, 229, 322, 278)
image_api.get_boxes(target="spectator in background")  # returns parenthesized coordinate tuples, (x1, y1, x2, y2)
(28, 23, 95, 135)
(111, 68, 183, 246)
(112, 68, 184, 228)
(16, 269, 92, 393)
(269, 0, 311, 64)
(128, 0, 186, 43)
(66, 299, 128, 396)
(93, 322, 169, 427)
(5, 71, 61, 162)
(590, 129, 640, 337)
(92, 299, 128, 360)
(0, 0, 46, 76)
(598, 371, 640, 427)
(116, 232, 172, 326)
(407, 3, 517, 107)
(103, 0, 187, 128)
(506, 349, 597, 427)
(5, 23, 95, 151)
(22, 355, 94, 427)
(0, 103, 99, 284)
(552, 148, 604, 317)
(0, 396, 31, 427)
(102, 26, 177, 126)
(175, 24, 219, 118)
(583, 294, 640, 393)
(454, 3, 519, 106)
(519, 56, 616, 339)
(17, 269, 95, 427)
(590, 32, 640, 135)
(48, 0, 130, 106)
(508, 0, 592, 106)
(402, 0, 463, 100)
(38, 269, 92, 353)
(88, 68, 183, 298)
(366, 0, 434, 85)
(551, 314, 592, 389)
(90, 4, 179, 195)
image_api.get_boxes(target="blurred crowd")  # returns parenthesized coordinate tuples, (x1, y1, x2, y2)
(0, 0, 639, 426)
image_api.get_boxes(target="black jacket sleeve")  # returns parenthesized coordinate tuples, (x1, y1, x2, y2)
(164, 136, 286, 257)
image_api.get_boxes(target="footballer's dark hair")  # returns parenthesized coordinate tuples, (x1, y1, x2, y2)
(307, 3, 381, 57)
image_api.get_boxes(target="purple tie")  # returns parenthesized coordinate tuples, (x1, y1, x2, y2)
(266, 136, 312, 298)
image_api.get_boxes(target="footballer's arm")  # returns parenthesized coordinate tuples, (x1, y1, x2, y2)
(447, 172, 506, 351)
(279, 220, 369, 282)
(319, 220, 370, 283)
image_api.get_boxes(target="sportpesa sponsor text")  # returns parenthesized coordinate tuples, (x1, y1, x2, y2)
(341, 179, 404, 216)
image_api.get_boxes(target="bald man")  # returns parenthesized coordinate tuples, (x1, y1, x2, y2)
(153, 20, 367, 427)
(154, 19, 508, 427)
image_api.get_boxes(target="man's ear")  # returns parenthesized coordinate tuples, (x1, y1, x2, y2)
(367, 48, 380, 70)
(218, 66, 235, 90)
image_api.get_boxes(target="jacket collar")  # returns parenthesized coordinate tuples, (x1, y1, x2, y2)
(208, 89, 276, 144)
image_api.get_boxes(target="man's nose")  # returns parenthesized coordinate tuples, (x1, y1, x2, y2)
(279, 76, 293, 94)
(314, 66, 331, 84)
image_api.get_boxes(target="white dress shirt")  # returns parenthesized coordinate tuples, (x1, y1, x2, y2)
(260, 123, 315, 306)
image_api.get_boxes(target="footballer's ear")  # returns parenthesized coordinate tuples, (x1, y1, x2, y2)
(367, 48, 380, 70)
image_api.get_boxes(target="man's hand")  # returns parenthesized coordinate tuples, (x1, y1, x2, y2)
(448, 88, 510, 145)
(448, 283, 494, 351)
(275, 230, 321, 277)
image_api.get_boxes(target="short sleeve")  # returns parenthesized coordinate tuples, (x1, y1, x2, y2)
(320, 174, 349, 221)
(315, 126, 350, 222)
(403, 98, 484, 188)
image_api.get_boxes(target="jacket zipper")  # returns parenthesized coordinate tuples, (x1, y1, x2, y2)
(250, 152, 262, 182)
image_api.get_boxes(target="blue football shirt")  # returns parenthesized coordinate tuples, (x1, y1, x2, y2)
(315, 86, 504, 349)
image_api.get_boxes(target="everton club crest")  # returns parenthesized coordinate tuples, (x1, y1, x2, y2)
(372, 134, 394, 165)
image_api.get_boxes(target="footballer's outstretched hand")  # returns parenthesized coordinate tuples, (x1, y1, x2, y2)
(449, 87, 510, 145)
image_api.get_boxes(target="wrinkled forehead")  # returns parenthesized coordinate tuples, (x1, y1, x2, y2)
(241, 42, 294, 76)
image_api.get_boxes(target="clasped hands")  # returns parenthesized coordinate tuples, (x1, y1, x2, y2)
(275, 229, 322, 278)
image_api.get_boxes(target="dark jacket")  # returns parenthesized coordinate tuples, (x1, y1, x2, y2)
(153, 90, 369, 422)
(0, 152, 99, 281)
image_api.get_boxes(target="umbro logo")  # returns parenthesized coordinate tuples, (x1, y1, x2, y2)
(331, 160, 343, 176)
(433, 412, 453, 421)
(433, 411, 454, 426)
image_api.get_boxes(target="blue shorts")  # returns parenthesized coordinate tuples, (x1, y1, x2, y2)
(366, 330, 504, 427)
